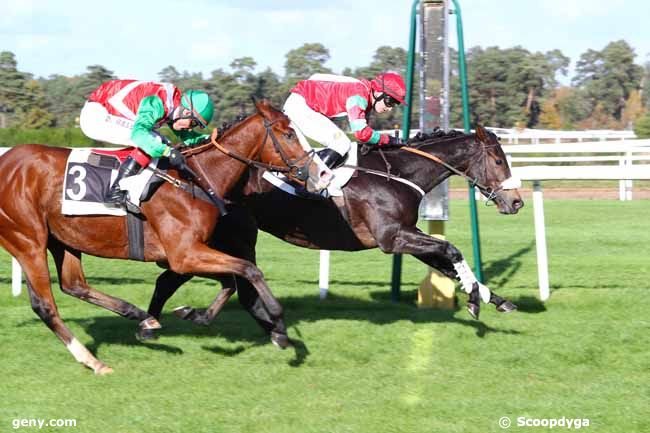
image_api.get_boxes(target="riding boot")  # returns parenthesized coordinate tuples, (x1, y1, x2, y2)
(105, 156, 142, 210)
(317, 148, 344, 169)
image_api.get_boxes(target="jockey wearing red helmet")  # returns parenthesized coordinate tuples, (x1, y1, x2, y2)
(284, 71, 407, 169)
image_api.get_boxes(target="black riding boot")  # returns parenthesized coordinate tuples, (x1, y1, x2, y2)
(317, 148, 344, 169)
(105, 156, 142, 208)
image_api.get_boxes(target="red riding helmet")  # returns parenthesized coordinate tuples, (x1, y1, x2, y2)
(370, 72, 407, 105)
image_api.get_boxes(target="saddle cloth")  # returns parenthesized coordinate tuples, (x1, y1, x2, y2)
(61, 148, 158, 216)
(262, 142, 359, 198)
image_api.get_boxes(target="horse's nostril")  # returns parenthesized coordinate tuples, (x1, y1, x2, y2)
(513, 199, 524, 209)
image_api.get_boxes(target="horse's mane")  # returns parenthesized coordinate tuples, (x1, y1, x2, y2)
(407, 128, 467, 147)
(406, 127, 500, 148)
(216, 113, 249, 140)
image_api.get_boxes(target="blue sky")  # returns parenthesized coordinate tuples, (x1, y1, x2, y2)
(2, 0, 649, 81)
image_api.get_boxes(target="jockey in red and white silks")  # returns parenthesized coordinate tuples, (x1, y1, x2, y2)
(283, 71, 407, 169)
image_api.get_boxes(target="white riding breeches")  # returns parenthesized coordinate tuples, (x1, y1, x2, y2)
(79, 101, 137, 146)
(283, 93, 353, 157)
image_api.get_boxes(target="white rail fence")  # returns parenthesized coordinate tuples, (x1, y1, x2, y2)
(506, 139, 650, 300)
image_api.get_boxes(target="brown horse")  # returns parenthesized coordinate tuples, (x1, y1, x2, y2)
(0, 100, 327, 374)
(141, 126, 524, 342)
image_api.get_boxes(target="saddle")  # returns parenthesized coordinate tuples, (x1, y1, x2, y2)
(61, 148, 161, 217)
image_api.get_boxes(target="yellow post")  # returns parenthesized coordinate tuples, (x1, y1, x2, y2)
(417, 220, 456, 309)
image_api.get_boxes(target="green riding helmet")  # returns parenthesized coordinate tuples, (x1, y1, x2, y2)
(180, 90, 214, 128)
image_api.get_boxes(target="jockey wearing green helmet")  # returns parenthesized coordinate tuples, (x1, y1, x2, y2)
(81, 80, 216, 212)
(178, 90, 214, 129)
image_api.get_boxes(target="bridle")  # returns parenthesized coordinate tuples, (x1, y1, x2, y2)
(402, 134, 521, 204)
(181, 116, 315, 182)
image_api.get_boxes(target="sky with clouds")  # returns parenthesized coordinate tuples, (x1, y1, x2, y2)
(2, 0, 649, 81)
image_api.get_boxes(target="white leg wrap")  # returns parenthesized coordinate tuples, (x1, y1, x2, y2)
(66, 337, 104, 371)
(453, 260, 492, 303)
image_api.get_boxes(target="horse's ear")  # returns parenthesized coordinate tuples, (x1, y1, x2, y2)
(475, 124, 490, 143)
(254, 99, 276, 120)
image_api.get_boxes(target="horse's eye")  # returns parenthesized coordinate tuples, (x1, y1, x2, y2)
(283, 131, 295, 140)
(495, 159, 503, 165)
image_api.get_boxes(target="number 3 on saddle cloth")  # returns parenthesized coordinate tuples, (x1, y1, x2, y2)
(61, 147, 159, 216)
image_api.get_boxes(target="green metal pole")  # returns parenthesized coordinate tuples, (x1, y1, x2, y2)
(391, 0, 420, 302)
(450, 0, 483, 281)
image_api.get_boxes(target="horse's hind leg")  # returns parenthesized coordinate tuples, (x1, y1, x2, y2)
(48, 239, 161, 333)
(8, 241, 113, 375)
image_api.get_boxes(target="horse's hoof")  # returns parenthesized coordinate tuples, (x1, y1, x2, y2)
(139, 317, 161, 330)
(136, 328, 159, 341)
(95, 364, 114, 376)
(496, 300, 517, 313)
(270, 332, 292, 349)
(467, 303, 480, 320)
(173, 306, 194, 320)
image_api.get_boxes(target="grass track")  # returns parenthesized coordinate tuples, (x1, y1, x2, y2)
(0, 199, 649, 433)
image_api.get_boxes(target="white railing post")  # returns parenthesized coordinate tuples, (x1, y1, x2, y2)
(12, 256, 22, 296)
(532, 181, 550, 301)
(319, 250, 330, 299)
(619, 156, 626, 201)
(625, 151, 633, 200)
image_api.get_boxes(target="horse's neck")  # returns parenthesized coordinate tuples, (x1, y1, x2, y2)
(194, 119, 264, 197)
(375, 137, 477, 193)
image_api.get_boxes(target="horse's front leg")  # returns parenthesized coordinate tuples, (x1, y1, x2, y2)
(162, 241, 285, 329)
(375, 225, 516, 319)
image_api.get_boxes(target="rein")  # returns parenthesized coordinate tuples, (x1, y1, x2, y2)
(182, 120, 313, 180)
(401, 141, 501, 202)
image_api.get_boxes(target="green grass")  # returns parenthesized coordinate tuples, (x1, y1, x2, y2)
(1, 200, 649, 433)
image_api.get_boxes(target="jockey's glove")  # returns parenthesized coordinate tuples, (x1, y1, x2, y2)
(386, 136, 407, 147)
(167, 148, 187, 170)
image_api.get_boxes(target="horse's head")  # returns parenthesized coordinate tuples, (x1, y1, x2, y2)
(254, 99, 331, 192)
(465, 125, 524, 214)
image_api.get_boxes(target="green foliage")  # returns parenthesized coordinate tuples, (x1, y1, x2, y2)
(463, 46, 569, 128)
(0, 200, 649, 432)
(0, 40, 646, 134)
(573, 40, 644, 121)
(0, 127, 96, 147)
(633, 112, 650, 138)
(284, 42, 332, 88)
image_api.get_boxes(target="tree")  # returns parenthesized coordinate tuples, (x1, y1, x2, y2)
(19, 79, 55, 128)
(158, 65, 181, 84)
(40, 74, 84, 127)
(351, 46, 407, 78)
(77, 65, 116, 99)
(641, 56, 650, 110)
(634, 112, 650, 138)
(572, 40, 643, 120)
(460, 46, 568, 128)
(538, 98, 562, 129)
(255, 67, 284, 107)
(284, 43, 332, 88)
(620, 90, 644, 129)
(0, 51, 30, 126)
(551, 87, 591, 129)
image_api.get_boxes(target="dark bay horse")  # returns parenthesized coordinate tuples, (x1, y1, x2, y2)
(142, 126, 524, 343)
(0, 100, 327, 374)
